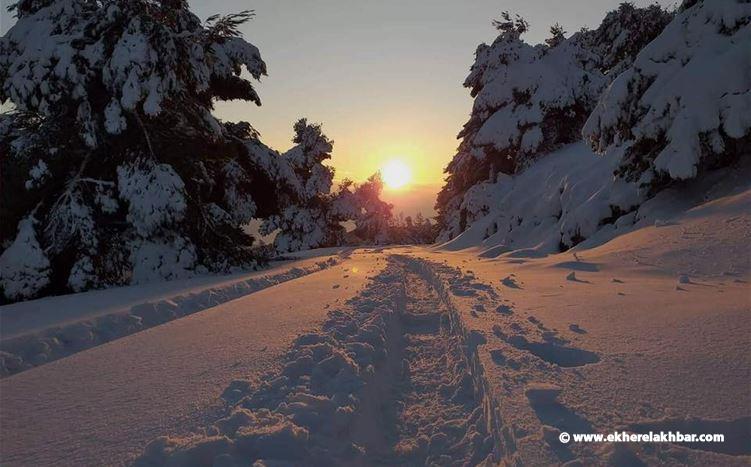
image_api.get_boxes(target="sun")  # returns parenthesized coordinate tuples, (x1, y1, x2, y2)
(381, 159, 412, 190)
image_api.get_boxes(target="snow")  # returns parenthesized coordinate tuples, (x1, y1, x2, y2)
(1, 252, 384, 466)
(24, 159, 49, 190)
(414, 177, 750, 463)
(0, 216, 50, 301)
(134, 255, 496, 466)
(438, 142, 641, 252)
(1, 1, 278, 300)
(117, 160, 187, 237)
(1, 176, 749, 464)
(584, 0, 751, 182)
(222, 161, 257, 225)
(437, 2, 672, 241)
(0, 250, 350, 377)
(129, 236, 197, 284)
(1, 1, 266, 143)
(1, 1, 748, 465)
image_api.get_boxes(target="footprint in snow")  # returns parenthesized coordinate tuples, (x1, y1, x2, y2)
(500, 275, 522, 288)
(505, 334, 600, 367)
(495, 304, 514, 315)
(566, 271, 590, 283)
(527, 384, 595, 462)
(489, 349, 520, 369)
(568, 324, 586, 334)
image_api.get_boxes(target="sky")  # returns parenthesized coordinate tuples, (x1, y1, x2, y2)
(191, 0, 675, 216)
(0, 0, 676, 216)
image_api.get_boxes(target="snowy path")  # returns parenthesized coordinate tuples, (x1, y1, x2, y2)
(0, 254, 384, 466)
(351, 267, 494, 465)
(134, 256, 498, 466)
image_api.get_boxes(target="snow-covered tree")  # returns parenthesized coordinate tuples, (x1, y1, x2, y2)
(0, 215, 51, 300)
(583, 0, 751, 189)
(0, 0, 284, 301)
(545, 23, 566, 48)
(436, 3, 672, 239)
(259, 119, 345, 253)
(585, 2, 675, 77)
(348, 174, 394, 244)
(258, 120, 395, 253)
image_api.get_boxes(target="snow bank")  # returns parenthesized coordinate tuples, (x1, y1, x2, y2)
(0, 257, 340, 377)
(439, 142, 642, 254)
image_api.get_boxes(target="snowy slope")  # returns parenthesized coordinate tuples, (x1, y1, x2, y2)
(439, 142, 640, 254)
(440, 141, 750, 263)
(423, 155, 751, 464)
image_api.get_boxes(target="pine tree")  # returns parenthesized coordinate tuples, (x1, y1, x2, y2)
(584, 0, 750, 188)
(585, 2, 674, 76)
(0, 0, 286, 301)
(435, 3, 672, 240)
(349, 174, 393, 244)
(545, 23, 566, 48)
(259, 119, 345, 253)
(388, 212, 437, 244)
(257, 120, 397, 253)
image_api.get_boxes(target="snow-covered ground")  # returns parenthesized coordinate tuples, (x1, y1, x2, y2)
(1, 177, 749, 466)
(0, 248, 352, 377)
(0, 250, 384, 465)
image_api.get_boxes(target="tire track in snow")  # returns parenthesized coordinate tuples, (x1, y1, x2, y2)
(134, 257, 499, 466)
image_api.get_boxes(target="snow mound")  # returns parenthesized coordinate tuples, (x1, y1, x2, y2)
(439, 142, 641, 253)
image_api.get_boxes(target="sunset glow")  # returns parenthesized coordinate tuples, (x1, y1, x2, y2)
(381, 160, 412, 190)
